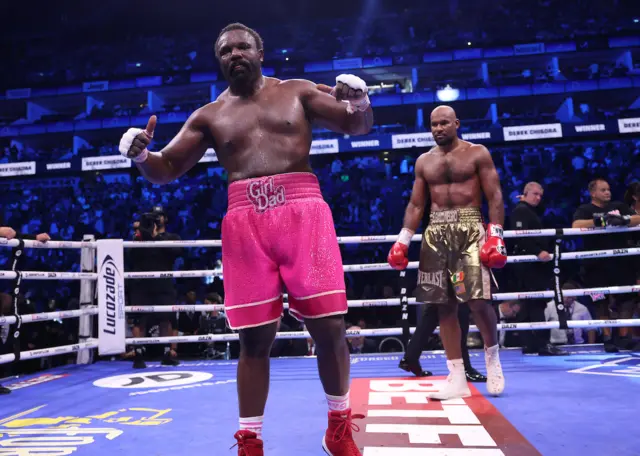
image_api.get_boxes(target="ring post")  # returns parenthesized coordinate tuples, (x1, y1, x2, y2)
(96, 239, 126, 356)
(552, 236, 569, 330)
(77, 234, 96, 365)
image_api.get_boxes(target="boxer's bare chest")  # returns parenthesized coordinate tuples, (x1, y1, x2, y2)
(422, 144, 482, 208)
(423, 146, 478, 185)
(206, 83, 313, 180)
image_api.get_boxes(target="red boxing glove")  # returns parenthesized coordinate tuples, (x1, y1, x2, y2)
(388, 228, 413, 270)
(480, 224, 508, 269)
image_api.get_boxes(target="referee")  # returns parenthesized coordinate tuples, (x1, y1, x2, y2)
(508, 182, 563, 355)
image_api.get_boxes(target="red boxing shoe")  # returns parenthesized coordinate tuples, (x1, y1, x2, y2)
(232, 430, 264, 456)
(322, 409, 364, 455)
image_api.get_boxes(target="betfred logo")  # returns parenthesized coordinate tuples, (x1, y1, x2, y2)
(351, 378, 540, 455)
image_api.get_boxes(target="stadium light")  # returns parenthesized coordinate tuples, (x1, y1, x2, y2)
(436, 84, 460, 102)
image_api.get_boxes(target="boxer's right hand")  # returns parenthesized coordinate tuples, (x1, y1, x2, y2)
(119, 115, 157, 163)
(388, 242, 409, 270)
(388, 228, 414, 270)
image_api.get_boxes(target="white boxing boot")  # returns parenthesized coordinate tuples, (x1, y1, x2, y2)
(427, 359, 471, 401)
(485, 344, 505, 396)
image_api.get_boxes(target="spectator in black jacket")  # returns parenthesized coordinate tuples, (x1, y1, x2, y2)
(572, 179, 640, 352)
(127, 206, 183, 368)
(509, 182, 564, 356)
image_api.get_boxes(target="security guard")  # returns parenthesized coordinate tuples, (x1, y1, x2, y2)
(509, 182, 563, 355)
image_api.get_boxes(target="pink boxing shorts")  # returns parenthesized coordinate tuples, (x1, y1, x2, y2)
(221, 172, 347, 330)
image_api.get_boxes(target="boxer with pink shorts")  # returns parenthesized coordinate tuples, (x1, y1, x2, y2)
(222, 172, 347, 330)
(121, 22, 373, 455)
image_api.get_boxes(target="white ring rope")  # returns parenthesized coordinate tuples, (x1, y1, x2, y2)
(0, 239, 94, 249)
(0, 340, 99, 365)
(126, 318, 640, 346)
(0, 271, 97, 281)
(123, 283, 640, 315)
(1, 225, 639, 250)
(124, 270, 223, 280)
(0, 307, 98, 326)
(3, 246, 639, 281)
(0, 225, 638, 365)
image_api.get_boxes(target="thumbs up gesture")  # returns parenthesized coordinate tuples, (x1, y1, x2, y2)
(118, 115, 157, 163)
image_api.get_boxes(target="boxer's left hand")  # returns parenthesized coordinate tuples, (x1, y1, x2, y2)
(332, 74, 370, 114)
(480, 224, 508, 269)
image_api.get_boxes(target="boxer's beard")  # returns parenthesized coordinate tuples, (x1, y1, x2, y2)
(227, 61, 259, 92)
(434, 135, 454, 146)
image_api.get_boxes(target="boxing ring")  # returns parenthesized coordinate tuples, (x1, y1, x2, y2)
(1, 226, 640, 455)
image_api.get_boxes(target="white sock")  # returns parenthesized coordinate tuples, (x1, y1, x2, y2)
(239, 416, 263, 439)
(326, 391, 350, 412)
(485, 344, 499, 356)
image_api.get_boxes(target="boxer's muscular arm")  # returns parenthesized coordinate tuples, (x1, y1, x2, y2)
(137, 109, 211, 185)
(402, 155, 430, 232)
(477, 145, 505, 226)
(297, 81, 374, 136)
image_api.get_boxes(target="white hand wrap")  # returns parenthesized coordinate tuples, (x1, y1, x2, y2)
(397, 228, 415, 246)
(118, 128, 150, 163)
(487, 224, 504, 239)
(336, 74, 370, 114)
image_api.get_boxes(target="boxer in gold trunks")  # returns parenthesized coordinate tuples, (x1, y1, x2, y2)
(388, 105, 506, 400)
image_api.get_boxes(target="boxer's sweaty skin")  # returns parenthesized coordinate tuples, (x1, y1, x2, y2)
(400, 105, 502, 363)
(135, 29, 373, 185)
(402, 106, 503, 230)
(132, 27, 373, 423)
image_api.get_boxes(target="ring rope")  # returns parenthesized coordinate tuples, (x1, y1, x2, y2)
(2, 314, 638, 366)
(0, 340, 99, 365)
(124, 282, 638, 311)
(2, 246, 638, 282)
(0, 307, 98, 326)
(1, 244, 639, 283)
(0, 225, 638, 366)
(123, 318, 640, 346)
(1, 225, 640, 250)
(1, 282, 637, 327)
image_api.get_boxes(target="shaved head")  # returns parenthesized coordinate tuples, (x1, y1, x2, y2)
(431, 105, 457, 120)
(430, 105, 460, 147)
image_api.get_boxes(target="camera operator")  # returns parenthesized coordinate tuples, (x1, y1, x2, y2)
(128, 206, 182, 368)
(508, 182, 564, 356)
(572, 179, 640, 352)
